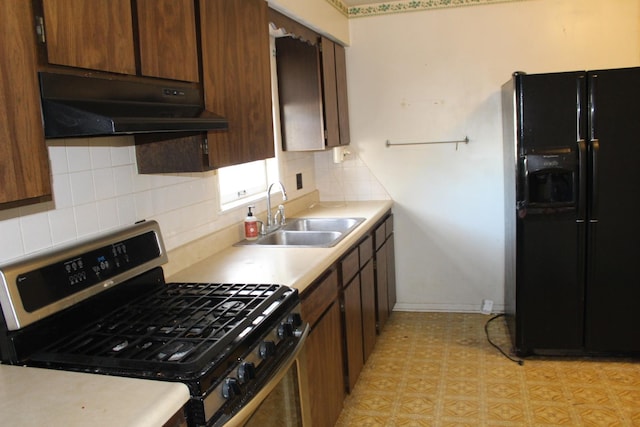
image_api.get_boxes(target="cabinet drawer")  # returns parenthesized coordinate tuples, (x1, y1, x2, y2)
(374, 221, 386, 250)
(341, 247, 359, 286)
(359, 235, 373, 268)
(301, 269, 339, 327)
(385, 214, 394, 238)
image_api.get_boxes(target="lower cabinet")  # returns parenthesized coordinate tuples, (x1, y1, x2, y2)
(300, 210, 396, 424)
(343, 272, 364, 392)
(374, 213, 396, 332)
(301, 270, 345, 427)
(360, 259, 376, 362)
(387, 233, 397, 313)
(375, 238, 389, 331)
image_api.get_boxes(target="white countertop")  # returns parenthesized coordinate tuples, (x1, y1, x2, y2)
(0, 200, 391, 426)
(168, 200, 393, 293)
(0, 364, 190, 427)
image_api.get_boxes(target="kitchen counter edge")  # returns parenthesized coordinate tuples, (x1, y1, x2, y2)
(0, 364, 190, 427)
(167, 200, 394, 295)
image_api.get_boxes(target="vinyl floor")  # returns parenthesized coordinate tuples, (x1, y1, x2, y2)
(335, 311, 640, 426)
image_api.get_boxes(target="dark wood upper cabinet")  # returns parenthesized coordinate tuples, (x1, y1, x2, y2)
(40, 0, 200, 82)
(136, 0, 200, 82)
(199, 0, 275, 169)
(0, 0, 51, 207)
(275, 33, 351, 151)
(137, 0, 276, 173)
(334, 42, 351, 146)
(275, 36, 325, 151)
(41, 0, 137, 75)
(320, 37, 350, 148)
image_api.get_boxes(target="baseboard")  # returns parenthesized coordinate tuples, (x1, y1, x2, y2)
(393, 302, 505, 314)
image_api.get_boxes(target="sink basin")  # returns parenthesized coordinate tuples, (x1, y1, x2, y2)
(236, 217, 365, 247)
(254, 230, 342, 246)
(282, 217, 365, 233)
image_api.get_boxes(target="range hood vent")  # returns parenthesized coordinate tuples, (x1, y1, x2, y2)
(39, 72, 228, 138)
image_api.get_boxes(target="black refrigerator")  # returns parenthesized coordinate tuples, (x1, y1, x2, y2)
(502, 67, 640, 356)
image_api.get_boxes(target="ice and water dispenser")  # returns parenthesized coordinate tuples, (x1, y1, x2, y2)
(519, 151, 577, 215)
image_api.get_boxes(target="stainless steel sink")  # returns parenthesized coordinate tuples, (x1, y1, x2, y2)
(282, 217, 365, 233)
(236, 217, 365, 247)
(254, 230, 342, 246)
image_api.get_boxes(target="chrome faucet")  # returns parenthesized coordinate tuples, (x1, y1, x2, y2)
(263, 181, 288, 234)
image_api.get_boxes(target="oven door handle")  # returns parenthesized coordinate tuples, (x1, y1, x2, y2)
(224, 322, 310, 427)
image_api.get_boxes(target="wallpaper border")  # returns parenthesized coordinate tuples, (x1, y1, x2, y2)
(327, 0, 529, 18)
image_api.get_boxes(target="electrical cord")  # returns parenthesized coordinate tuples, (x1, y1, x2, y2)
(484, 313, 524, 365)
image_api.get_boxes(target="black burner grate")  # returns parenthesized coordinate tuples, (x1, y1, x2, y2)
(32, 283, 292, 375)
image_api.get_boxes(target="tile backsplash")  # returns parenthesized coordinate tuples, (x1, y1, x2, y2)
(314, 149, 390, 202)
(0, 135, 387, 264)
(0, 136, 316, 264)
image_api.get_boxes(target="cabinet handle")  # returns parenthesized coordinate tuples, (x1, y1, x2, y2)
(201, 138, 209, 155)
(35, 16, 46, 44)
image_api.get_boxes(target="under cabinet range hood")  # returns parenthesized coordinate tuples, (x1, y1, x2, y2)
(39, 72, 228, 138)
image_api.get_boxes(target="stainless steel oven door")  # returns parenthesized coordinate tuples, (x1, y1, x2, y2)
(224, 323, 311, 427)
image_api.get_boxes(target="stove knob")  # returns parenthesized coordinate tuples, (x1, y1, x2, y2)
(221, 377, 240, 400)
(259, 341, 276, 359)
(287, 313, 303, 327)
(278, 323, 294, 339)
(237, 362, 256, 384)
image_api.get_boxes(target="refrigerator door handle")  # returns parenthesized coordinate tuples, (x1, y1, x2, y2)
(589, 138, 600, 221)
(577, 140, 587, 221)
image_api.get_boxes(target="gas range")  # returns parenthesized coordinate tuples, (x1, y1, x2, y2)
(0, 221, 308, 426)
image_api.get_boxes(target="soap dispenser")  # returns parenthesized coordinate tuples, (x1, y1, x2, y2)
(244, 206, 259, 240)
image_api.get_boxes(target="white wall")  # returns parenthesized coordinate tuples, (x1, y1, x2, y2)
(343, 0, 640, 312)
(0, 136, 316, 264)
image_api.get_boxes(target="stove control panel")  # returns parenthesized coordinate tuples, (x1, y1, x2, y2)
(0, 220, 167, 331)
(17, 231, 161, 313)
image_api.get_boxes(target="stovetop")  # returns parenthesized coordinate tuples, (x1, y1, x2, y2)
(29, 281, 296, 378)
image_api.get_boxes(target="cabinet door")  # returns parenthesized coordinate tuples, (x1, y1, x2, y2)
(320, 37, 340, 148)
(276, 36, 325, 151)
(334, 42, 351, 146)
(42, 0, 136, 74)
(0, 1, 51, 206)
(376, 238, 389, 331)
(360, 260, 376, 361)
(137, 0, 199, 82)
(305, 302, 345, 427)
(199, 0, 275, 168)
(321, 37, 350, 147)
(343, 275, 364, 392)
(387, 234, 397, 312)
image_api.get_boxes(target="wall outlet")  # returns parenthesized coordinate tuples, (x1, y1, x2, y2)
(481, 299, 493, 314)
(296, 173, 303, 190)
